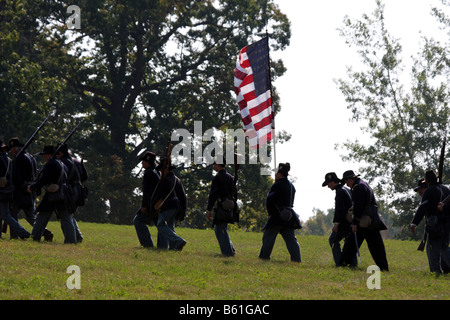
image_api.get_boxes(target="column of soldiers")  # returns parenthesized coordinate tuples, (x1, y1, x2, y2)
(2, 135, 448, 274)
(323, 169, 450, 276)
(133, 152, 449, 275)
(133, 151, 187, 251)
(134, 152, 302, 261)
(0, 138, 88, 244)
(322, 170, 389, 271)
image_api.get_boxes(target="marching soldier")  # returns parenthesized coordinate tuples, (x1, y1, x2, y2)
(8, 137, 53, 241)
(55, 144, 84, 242)
(322, 172, 356, 266)
(151, 158, 187, 250)
(206, 157, 238, 257)
(259, 163, 302, 262)
(0, 140, 31, 239)
(133, 151, 160, 248)
(27, 145, 77, 244)
(338, 170, 389, 271)
(411, 170, 450, 275)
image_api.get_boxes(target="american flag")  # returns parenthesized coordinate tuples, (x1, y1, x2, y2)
(234, 37, 274, 149)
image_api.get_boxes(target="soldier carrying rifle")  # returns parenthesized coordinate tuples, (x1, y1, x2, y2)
(27, 122, 82, 244)
(411, 170, 450, 275)
(27, 145, 78, 244)
(8, 137, 53, 241)
(55, 143, 86, 243)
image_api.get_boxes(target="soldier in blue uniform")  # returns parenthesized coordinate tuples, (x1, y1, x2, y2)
(206, 157, 238, 257)
(133, 151, 160, 248)
(55, 144, 84, 242)
(0, 140, 31, 239)
(259, 163, 302, 262)
(151, 159, 187, 251)
(27, 145, 77, 244)
(322, 172, 356, 266)
(8, 137, 53, 241)
(338, 170, 389, 271)
(411, 170, 450, 275)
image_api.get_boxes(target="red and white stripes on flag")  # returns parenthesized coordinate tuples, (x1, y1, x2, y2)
(234, 37, 274, 149)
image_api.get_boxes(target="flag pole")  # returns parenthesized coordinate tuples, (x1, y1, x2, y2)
(265, 22, 277, 179)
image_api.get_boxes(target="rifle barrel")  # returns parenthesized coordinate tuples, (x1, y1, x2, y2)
(52, 122, 82, 158)
(16, 113, 51, 158)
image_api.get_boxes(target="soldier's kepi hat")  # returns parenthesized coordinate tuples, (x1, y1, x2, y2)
(56, 143, 69, 154)
(424, 169, 438, 183)
(322, 172, 341, 187)
(413, 179, 427, 192)
(277, 162, 291, 176)
(0, 140, 7, 150)
(341, 170, 360, 181)
(156, 158, 177, 171)
(138, 151, 156, 163)
(8, 137, 24, 149)
(38, 145, 56, 155)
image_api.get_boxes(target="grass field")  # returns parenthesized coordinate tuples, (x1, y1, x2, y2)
(0, 220, 448, 300)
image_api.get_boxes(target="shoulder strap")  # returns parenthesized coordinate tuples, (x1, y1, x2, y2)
(2, 157, 11, 178)
(289, 182, 293, 207)
(56, 161, 65, 185)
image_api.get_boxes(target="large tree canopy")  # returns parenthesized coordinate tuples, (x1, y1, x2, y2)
(1, 0, 291, 225)
(335, 0, 450, 239)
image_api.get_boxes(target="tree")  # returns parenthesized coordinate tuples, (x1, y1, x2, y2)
(335, 0, 450, 239)
(302, 208, 333, 236)
(1, 0, 291, 225)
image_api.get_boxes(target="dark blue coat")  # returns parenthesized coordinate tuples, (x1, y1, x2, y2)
(263, 177, 301, 230)
(333, 184, 352, 224)
(30, 158, 67, 213)
(351, 178, 386, 230)
(412, 182, 450, 225)
(12, 151, 37, 207)
(0, 152, 14, 201)
(207, 168, 238, 224)
(141, 165, 160, 210)
(151, 171, 187, 217)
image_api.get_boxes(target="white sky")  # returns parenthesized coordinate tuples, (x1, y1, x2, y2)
(271, 0, 449, 221)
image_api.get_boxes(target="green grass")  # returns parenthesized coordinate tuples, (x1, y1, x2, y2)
(0, 220, 448, 300)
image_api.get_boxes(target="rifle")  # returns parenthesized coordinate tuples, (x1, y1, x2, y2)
(354, 232, 362, 264)
(34, 122, 82, 185)
(52, 122, 82, 159)
(153, 140, 172, 213)
(160, 140, 172, 181)
(417, 136, 446, 251)
(16, 113, 51, 158)
(417, 227, 427, 251)
(438, 136, 446, 184)
(233, 152, 242, 218)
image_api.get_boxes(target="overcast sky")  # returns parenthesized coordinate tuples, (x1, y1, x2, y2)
(270, 0, 449, 221)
